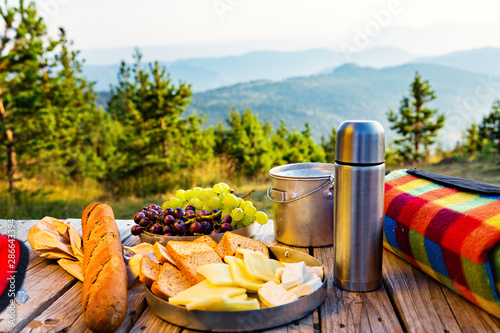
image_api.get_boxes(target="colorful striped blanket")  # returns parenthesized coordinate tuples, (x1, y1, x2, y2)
(384, 169, 500, 318)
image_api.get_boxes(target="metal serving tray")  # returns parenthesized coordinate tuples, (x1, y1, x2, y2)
(145, 246, 327, 332)
(139, 222, 257, 245)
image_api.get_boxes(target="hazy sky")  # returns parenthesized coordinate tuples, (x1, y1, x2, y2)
(36, 0, 500, 63)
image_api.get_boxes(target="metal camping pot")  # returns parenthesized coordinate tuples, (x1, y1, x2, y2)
(267, 163, 335, 247)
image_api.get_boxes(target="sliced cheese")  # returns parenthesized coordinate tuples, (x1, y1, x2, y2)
(230, 293, 248, 301)
(269, 259, 285, 275)
(289, 274, 322, 298)
(186, 295, 260, 311)
(258, 281, 298, 307)
(168, 279, 246, 306)
(224, 256, 265, 292)
(275, 267, 284, 280)
(124, 243, 154, 255)
(237, 249, 278, 282)
(197, 263, 239, 287)
(281, 262, 306, 290)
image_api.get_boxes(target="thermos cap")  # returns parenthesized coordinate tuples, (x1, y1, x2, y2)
(335, 120, 385, 164)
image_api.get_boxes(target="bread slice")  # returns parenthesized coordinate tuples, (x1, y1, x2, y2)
(216, 232, 269, 259)
(139, 256, 160, 288)
(166, 241, 223, 284)
(151, 262, 192, 301)
(153, 242, 176, 265)
(193, 235, 218, 250)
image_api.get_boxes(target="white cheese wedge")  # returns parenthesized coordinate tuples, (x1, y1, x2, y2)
(275, 267, 284, 280)
(289, 273, 323, 298)
(281, 262, 306, 290)
(258, 281, 298, 307)
(306, 266, 324, 280)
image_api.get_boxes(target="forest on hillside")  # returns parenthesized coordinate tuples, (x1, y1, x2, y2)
(1, 1, 499, 214)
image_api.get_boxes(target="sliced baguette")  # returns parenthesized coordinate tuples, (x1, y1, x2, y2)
(193, 235, 218, 250)
(139, 256, 160, 288)
(151, 262, 192, 301)
(166, 241, 223, 284)
(216, 232, 269, 259)
(153, 242, 176, 265)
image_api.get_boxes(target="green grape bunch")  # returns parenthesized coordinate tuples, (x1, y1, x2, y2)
(130, 183, 268, 237)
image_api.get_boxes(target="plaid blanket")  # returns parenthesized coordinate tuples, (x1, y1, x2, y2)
(384, 170, 500, 318)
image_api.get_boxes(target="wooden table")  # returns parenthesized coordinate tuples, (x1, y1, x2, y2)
(1, 219, 500, 333)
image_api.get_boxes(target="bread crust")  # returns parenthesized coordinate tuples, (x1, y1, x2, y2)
(81, 202, 128, 333)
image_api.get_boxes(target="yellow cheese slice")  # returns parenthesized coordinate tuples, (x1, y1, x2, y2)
(197, 263, 239, 287)
(230, 293, 248, 301)
(186, 295, 260, 311)
(224, 256, 265, 292)
(169, 279, 246, 306)
(236, 249, 278, 283)
(269, 259, 285, 275)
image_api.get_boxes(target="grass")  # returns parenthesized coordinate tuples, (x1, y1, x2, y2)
(2, 156, 499, 220)
(0, 176, 273, 220)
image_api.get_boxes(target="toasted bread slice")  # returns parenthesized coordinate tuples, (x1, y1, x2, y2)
(153, 242, 176, 265)
(193, 235, 218, 250)
(166, 241, 223, 284)
(139, 256, 160, 288)
(151, 262, 192, 301)
(216, 232, 269, 259)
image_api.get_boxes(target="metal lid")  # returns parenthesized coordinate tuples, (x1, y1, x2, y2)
(269, 163, 335, 180)
(335, 121, 385, 164)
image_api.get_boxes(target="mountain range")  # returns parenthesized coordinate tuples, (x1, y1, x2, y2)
(187, 62, 499, 147)
(85, 47, 421, 92)
(89, 47, 500, 148)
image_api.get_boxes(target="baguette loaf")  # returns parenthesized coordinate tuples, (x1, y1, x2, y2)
(81, 202, 128, 333)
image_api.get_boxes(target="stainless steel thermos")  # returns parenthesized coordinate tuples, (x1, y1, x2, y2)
(333, 121, 385, 291)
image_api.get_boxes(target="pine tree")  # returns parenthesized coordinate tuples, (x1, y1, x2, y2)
(0, 0, 57, 193)
(321, 126, 337, 163)
(387, 72, 445, 162)
(478, 100, 500, 154)
(463, 123, 480, 157)
(270, 120, 290, 166)
(221, 108, 273, 176)
(107, 49, 192, 180)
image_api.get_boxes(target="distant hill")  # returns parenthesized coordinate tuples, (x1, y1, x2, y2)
(187, 63, 499, 147)
(85, 47, 419, 92)
(416, 47, 500, 77)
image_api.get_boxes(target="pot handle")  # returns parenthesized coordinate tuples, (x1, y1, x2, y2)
(267, 174, 334, 204)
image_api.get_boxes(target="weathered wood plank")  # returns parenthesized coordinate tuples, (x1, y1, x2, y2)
(18, 228, 143, 333)
(315, 246, 402, 333)
(440, 280, 500, 332)
(0, 263, 77, 333)
(382, 249, 462, 332)
(129, 308, 182, 333)
(1, 219, 134, 333)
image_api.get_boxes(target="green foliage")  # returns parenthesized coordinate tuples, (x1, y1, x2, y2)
(215, 109, 274, 176)
(321, 126, 337, 163)
(457, 100, 500, 159)
(478, 100, 500, 154)
(107, 49, 192, 176)
(387, 72, 445, 162)
(0, 1, 109, 191)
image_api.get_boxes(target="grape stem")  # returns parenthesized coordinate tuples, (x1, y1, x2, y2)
(241, 189, 255, 200)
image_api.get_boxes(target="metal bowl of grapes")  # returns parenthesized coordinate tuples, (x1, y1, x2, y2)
(130, 183, 269, 244)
